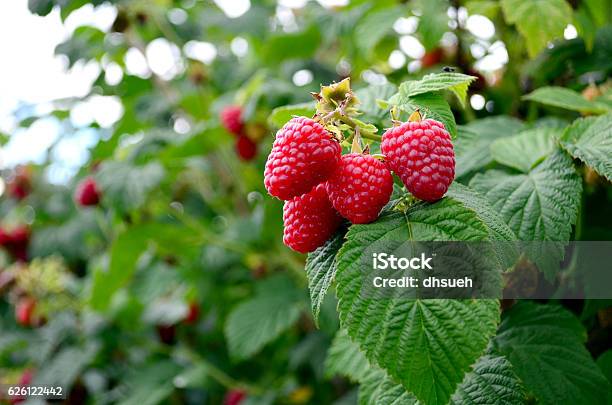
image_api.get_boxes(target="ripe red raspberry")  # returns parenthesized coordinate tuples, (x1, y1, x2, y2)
(75, 177, 101, 206)
(265, 117, 341, 201)
(15, 297, 36, 327)
(325, 153, 393, 224)
(235, 134, 257, 161)
(381, 119, 455, 202)
(224, 389, 246, 405)
(220, 105, 243, 135)
(283, 184, 342, 253)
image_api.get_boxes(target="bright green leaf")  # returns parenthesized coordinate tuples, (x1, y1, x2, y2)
(225, 275, 303, 359)
(268, 103, 315, 129)
(455, 116, 526, 177)
(335, 199, 499, 405)
(501, 0, 573, 57)
(470, 150, 582, 279)
(523, 86, 609, 114)
(561, 114, 612, 181)
(490, 127, 560, 172)
(306, 232, 345, 326)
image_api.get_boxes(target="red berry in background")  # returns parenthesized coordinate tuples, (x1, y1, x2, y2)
(220, 105, 244, 135)
(421, 48, 444, 68)
(224, 389, 246, 405)
(0, 226, 30, 262)
(235, 134, 257, 161)
(265, 117, 341, 201)
(15, 297, 36, 327)
(10, 369, 34, 404)
(325, 153, 393, 224)
(283, 184, 342, 253)
(382, 118, 455, 202)
(7, 166, 32, 200)
(75, 177, 101, 206)
(156, 324, 176, 345)
(184, 302, 200, 325)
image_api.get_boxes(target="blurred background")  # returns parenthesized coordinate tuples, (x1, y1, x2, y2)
(0, 0, 611, 404)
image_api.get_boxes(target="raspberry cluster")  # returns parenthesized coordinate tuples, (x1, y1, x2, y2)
(263, 79, 456, 254)
(264, 117, 395, 253)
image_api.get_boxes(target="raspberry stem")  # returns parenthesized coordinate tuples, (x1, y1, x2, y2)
(336, 114, 382, 141)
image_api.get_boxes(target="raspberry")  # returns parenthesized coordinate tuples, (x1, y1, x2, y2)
(283, 184, 342, 253)
(265, 117, 341, 201)
(235, 134, 257, 161)
(15, 297, 36, 327)
(7, 166, 32, 200)
(220, 105, 243, 135)
(75, 177, 101, 206)
(325, 153, 393, 224)
(0, 226, 30, 262)
(224, 390, 246, 405)
(381, 119, 455, 202)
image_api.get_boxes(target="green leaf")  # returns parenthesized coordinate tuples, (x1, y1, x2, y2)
(492, 302, 610, 405)
(355, 83, 397, 121)
(355, 6, 404, 56)
(96, 161, 165, 212)
(415, 0, 449, 50)
(306, 232, 345, 326)
(455, 116, 526, 177)
(490, 127, 560, 172)
(325, 329, 373, 383)
(268, 102, 315, 129)
(470, 150, 582, 278)
(597, 351, 612, 386)
(390, 91, 458, 138)
(117, 361, 182, 405)
(465, 1, 502, 19)
(561, 114, 612, 181)
(450, 355, 526, 405)
(28, 0, 53, 16)
(447, 183, 516, 243)
(358, 354, 525, 405)
(335, 199, 500, 405)
(264, 25, 321, 63)
(501, 0, 573, 57)
(34, 343, 99, 387)
(523, 86, 609, 114)
(359, 370, 418, 405)
(225, 275, 303, 359)
(400, 73, 478, 107)
(89, 223, 197, 311)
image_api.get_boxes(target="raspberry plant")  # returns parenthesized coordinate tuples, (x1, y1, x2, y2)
(1, 1, 612, 404)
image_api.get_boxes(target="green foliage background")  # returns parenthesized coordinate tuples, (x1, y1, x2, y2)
(1, 0, 612, 404)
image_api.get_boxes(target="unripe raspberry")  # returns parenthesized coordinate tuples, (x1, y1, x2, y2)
(326, 153, 393, 224)
(235, 134, 257, 161)
(220, 105, 244, 135)
(382, 119, 455, 202)
(15, 297, 36, 327)
(265, 117, 341, 201)
(283, 184, 342, 253)
(75, 177, 101, 206)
